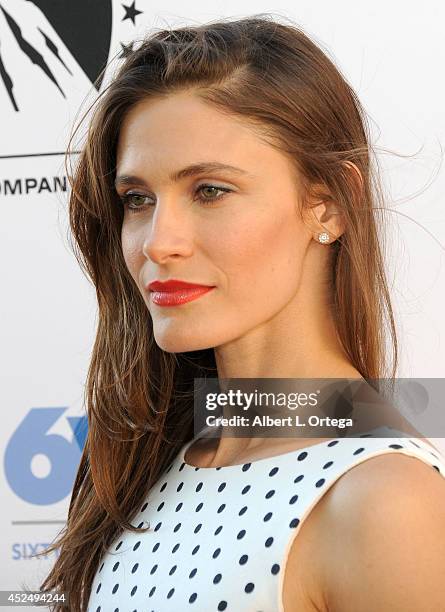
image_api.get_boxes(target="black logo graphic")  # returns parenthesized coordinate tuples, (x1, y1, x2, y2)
(0, 0, 113, 112)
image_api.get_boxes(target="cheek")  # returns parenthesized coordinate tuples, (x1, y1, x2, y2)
(210, 207, 306, 295)
(121, 225, 143, 281)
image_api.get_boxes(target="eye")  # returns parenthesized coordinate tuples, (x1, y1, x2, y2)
(119, 192, 153, 212)
(195, 183, 232, 203)
(119, 184, 232, 213)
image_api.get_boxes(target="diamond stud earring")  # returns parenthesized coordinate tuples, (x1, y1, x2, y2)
(318, 232, 330, 244)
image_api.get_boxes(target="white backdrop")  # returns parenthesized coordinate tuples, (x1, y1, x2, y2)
(1, 0, 444, 599)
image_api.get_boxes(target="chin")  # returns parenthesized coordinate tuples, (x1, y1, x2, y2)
(153, 329, 215, 354)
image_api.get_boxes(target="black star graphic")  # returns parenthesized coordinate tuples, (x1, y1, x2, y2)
(122, 1, 143, 25)
(119, 41, 134, 59)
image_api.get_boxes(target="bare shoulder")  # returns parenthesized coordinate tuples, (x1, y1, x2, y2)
(310, 452, 445, 612)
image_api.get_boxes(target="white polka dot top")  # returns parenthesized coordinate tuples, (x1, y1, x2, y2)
(87, 426, 445, 612)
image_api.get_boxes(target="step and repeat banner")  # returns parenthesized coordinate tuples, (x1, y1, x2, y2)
(1, 0, 444, 599)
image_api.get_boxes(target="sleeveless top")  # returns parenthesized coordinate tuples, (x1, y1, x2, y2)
(87, 426, 445, 612)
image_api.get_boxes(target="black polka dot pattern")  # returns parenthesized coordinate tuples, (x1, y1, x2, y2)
(87, 430, 445, 611)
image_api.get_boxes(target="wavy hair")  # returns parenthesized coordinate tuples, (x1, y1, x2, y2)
(34, 13, 398, 610)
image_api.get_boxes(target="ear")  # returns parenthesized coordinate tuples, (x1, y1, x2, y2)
(303, 198, 345, 244)
(302, 162, 363, 244)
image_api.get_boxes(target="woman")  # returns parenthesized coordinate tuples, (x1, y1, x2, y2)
(38, 14, 445, 611)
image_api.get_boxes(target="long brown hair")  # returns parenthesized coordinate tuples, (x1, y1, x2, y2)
(34, 13, 398, 610)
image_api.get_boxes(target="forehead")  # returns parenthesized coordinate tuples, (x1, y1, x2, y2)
(117, 92, 251, 149)
(115, 92, 289, 178)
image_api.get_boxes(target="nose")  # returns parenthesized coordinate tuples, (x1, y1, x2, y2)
(142, 197, 193, 264)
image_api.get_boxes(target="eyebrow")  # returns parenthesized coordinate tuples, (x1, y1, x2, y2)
(114, 162, 253, 189)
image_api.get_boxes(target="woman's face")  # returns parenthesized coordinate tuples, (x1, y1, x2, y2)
(115, 91, 315, 353)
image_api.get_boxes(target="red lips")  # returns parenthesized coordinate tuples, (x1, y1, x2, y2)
(147, 279, 216, 307)
(148, 279, 212, 292)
